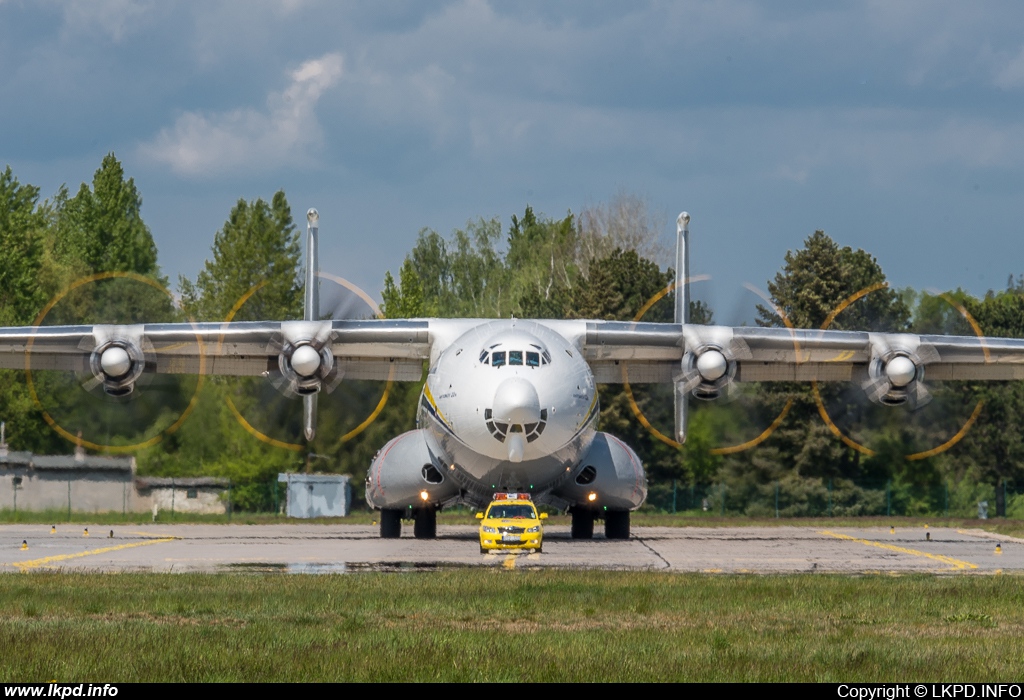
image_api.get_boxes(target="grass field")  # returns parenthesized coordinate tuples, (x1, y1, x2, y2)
(0, 570, 1022, 682)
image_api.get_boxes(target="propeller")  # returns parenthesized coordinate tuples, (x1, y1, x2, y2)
(625, 277, 792, 455)
(27, 272, 204, 453)
(814, 286, 984, 460)
(223, 273, 391, 451)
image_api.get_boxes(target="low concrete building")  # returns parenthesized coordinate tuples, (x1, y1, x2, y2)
(0, 451, 137, 514)
(134, 477, 230, 515)
(278, 473, 351, 517)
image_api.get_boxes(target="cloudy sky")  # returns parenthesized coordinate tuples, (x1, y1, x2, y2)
(3, 0, 1024, 317)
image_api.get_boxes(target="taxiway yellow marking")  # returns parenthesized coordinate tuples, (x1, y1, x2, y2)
(9, 537, 178, 571)
(502, 555, 516, 570)
(820, 530, 978, 570)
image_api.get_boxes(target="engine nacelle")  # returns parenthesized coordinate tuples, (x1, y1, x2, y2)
(551, 432, 647, 511)
(865, 352, 924, 406)
(365, 429, 460, 510)
(89, 340, 146, 396)
(277, 341, 335, 396)
(687, 346, 736, 400)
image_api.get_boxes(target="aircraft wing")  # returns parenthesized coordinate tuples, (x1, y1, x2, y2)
(582, 321, 1024, 384)
(0, 319, 432, 382)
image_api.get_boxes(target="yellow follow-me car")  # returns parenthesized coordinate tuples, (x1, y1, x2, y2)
(477, 493, 548, 553)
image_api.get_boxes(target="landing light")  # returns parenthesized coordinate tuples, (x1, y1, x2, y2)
(587, 492, 597, 502)
(419, 490, 429, 501)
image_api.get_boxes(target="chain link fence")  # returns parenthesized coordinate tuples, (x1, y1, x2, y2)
(645, 478, 1023, 518)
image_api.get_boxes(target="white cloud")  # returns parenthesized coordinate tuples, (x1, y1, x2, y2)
(60, 0, 153, 42)
(993, 46, 1024, 89)
(140, 53, 343, 176)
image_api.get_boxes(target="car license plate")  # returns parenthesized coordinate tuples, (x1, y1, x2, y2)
(501, 535, 520, 543)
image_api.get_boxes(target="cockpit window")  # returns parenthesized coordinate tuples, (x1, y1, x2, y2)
(483, 342, 550, 368)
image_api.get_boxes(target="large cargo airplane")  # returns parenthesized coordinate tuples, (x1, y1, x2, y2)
(3, 209, 1024, 540)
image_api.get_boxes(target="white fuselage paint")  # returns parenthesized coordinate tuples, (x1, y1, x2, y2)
(417, 320, 598, 494)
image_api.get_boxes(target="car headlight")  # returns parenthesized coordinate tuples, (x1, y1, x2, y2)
(482, 526, 497, 534)
(526, 525, 540, 533)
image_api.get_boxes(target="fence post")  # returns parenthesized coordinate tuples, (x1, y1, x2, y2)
(672, 479, 677, 514)
(775, 482, 780, 519)
(273, 479, 279, 517)
(170, 477, 175, 520)
(886, 480, 891, 517)
(720, 483, 725, 517)
(67, 480, 71, 522)
(828, 478, 833, 517)
(228, 479, 232, 522)
(944, 481, 949, 518)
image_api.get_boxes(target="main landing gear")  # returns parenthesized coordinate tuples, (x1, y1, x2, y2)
(570, 507, 630, 540)
(380, 509, 402, 538)
(378, 507, 437, 539)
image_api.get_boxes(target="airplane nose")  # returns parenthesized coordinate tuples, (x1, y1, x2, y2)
(492, 377, 541, 424)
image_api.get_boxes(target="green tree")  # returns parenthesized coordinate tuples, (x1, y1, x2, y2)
(52, 153, 159, 277)
(146, 192, 304, 500)
(0, 166, 58, 454)
(179, 191, 301, 322)
(958, 289, 1024, 516)
(382, 259, 426, 320)
(757, 231, 909, 331)
(0, 167, 46, 325)
(716, 231, 915, 514)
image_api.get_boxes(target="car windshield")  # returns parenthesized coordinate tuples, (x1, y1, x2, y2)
(486, 504, 536, 519)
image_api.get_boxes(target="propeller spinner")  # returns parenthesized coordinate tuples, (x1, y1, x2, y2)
(863, 334, 938, 408)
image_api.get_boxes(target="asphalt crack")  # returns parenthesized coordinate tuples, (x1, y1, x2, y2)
(633, 536, 671, 569)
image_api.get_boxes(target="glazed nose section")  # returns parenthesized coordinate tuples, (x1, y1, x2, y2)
(492, 377, 541, 425)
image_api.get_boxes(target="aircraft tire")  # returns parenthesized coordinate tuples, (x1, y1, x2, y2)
(380, 509, 402, 539)
(570, 508, 595, 539)
(605, 510, 630, 539)
(413, 507, 437, 539)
